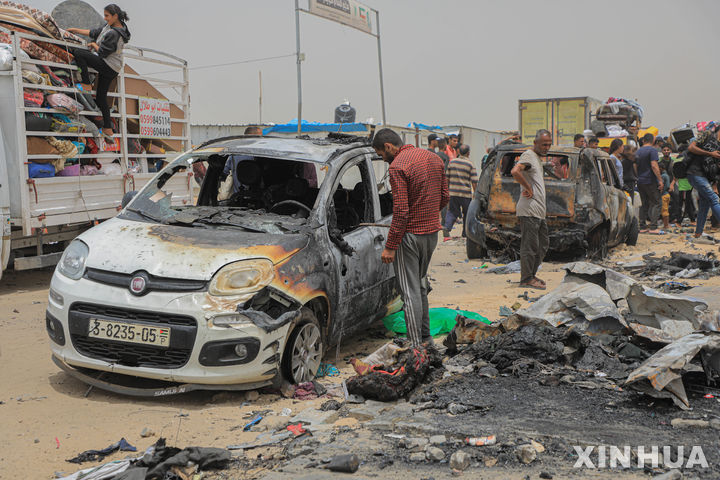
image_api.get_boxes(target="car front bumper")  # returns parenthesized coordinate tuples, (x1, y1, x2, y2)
(47, 271, 290, 388)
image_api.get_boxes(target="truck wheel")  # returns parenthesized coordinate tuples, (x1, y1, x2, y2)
(466, 238, 487, 260)
(281, 308, 323, 384)
(588, 226, 609, 260)
(625, 217, 639, 246)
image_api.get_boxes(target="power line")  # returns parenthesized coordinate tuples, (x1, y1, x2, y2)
(147, 53, 296, 75)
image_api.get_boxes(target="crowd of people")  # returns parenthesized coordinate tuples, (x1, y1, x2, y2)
(602, 126, 720, 237)
(370, 124, 720, 343)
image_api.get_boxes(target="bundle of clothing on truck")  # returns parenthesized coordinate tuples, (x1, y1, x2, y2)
(590, 97, 645, 139)
(0, 1, 164, 179)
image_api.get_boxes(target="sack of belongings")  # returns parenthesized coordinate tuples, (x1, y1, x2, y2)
(347, 341, 440, 402)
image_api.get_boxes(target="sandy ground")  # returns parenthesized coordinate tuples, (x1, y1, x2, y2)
(1, 226, 719, 479)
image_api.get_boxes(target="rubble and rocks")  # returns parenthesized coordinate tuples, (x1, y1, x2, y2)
(516, 444, 537, 464)
(449, 450, 471, 471)
(621, 251, 720, 279)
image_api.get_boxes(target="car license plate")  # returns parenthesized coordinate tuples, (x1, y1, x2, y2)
(87, 319, 171, 347)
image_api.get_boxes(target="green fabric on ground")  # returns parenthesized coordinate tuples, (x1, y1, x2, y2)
(382, 307, 490, 337)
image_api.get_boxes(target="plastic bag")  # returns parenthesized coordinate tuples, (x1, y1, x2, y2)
(382, 308, 490, 337)
(0, 47, 11, 71)
(28, 162, 55, 178)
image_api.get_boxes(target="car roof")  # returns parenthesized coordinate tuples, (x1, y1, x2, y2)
(192, 135, 372, 164)
(497, 144, 604, 156)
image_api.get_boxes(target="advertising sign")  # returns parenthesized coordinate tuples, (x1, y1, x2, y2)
(309, 0, 372, 34)
(139, 97, 171, 138)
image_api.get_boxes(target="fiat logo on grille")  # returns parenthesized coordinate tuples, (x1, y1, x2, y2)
(130, 274, 147, 295)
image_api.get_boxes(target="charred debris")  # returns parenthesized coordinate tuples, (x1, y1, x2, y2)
(348, 262, 719, 412)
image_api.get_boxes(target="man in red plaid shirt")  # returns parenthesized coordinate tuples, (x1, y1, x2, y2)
(373, 128, 449, 347)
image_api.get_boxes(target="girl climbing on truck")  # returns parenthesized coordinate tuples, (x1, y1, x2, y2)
(67, 4, 131, 141)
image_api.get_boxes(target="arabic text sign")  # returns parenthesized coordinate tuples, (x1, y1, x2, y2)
(139, 97, 171, 138)
(309, 0, 372, 34)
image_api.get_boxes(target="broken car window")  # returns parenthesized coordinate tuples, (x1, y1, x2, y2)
(373, 159, 393, 218)
(500, 152, 571, 181)
(328, 161, 373, 234)
(120, 153, 327, 235)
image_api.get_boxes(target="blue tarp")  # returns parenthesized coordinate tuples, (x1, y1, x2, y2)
(263, 119, 368, 134)
(406, 122, 442, 131)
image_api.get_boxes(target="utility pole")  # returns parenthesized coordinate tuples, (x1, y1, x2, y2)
(258, 70, 263, 124)
(375, 9, 386, 126)
(294, 0, 303, 135)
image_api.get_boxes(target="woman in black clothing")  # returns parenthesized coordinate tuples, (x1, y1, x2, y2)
(67, 4, 131, 139)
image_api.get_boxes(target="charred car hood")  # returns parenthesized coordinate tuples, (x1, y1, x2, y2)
(79, 218, 309, 280)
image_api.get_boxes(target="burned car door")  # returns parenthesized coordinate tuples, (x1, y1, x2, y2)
(325, 155, 386, 340)
(368, 157, 401, 316)
(601, 157, 632, 245)
(577, 149, 610, 229)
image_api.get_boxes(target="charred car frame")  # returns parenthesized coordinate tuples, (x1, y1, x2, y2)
(47, 135, 401, 396)
(465, 144, 639, 260)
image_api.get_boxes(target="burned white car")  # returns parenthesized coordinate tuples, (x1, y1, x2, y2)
(47, 135, 400, 396)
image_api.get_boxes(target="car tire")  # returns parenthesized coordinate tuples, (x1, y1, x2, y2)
(466, 238, 487, 259)
(588, 226, 609, 260)
(281, 308, 323, 385)
(625, 217, 639, 246)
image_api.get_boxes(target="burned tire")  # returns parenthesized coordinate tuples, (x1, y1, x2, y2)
(281, 308, 323, 384)
(625, 217, 639, 246)
(588, 226, 609, 260)
(466, 239, 487, 260)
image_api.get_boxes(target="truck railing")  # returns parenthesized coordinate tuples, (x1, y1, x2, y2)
(1, 26, 192, 236)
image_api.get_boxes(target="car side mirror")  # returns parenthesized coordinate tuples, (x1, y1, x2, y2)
(121, 191, 138, 209)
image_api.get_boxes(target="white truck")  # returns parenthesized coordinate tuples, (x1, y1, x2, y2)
(0, 27, 192, 280)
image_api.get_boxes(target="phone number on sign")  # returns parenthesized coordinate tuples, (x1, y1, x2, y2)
(140, 126, 171, 137)
(140, 115, 171, 126)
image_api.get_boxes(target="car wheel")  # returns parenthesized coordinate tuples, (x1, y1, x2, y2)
(466, 238, 487, 259)
(281, 308, 323, 384)
(625, 217, 639, 246)
(588, 226, 609, 260)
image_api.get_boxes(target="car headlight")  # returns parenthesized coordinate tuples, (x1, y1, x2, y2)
(209, 259, 274, 296)
(57, 240, 89, 280)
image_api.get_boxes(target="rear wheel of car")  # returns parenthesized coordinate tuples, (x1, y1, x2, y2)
(281, 308, 323, 384)
(588, 226, 609, 260)
(625, 217, 639, 246)
(466, 239, 487, 260)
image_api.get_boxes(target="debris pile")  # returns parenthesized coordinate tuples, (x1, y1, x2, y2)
(444, 262, 720, 409)
(60, 438, 232, 480)
(346, 342, 442, 402)
(621, 251, 720, 280)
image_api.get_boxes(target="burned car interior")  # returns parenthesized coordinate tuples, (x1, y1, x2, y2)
(500, 152, 572, 180)
(123, 144, 393, 251)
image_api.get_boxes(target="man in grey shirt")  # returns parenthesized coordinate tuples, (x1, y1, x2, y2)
(511, 130, 552, 290)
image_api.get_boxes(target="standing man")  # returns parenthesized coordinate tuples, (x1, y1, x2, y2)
(373, 128, 448, 347)
(574, 134, 587, 148)
(675, 147, 696, 224)
(636, 133, 664, 233)
(511, 129, 551, 290)
(686, 125, 720, 238)
(659, 144, 680, 225)
(609, 139, 624, 182)
(587, 136, 599, 149)
(445, 134, 459, 160)
(435, 137, 451, 224)
(426, 133, 439, 153)
(443, 144, 478, 239)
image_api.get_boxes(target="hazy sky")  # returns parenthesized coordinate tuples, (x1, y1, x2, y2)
(30, 0, 720, 132)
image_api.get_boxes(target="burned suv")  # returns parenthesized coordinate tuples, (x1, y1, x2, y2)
(465, 144, 638, 260)
(47, 135, 401, 396)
